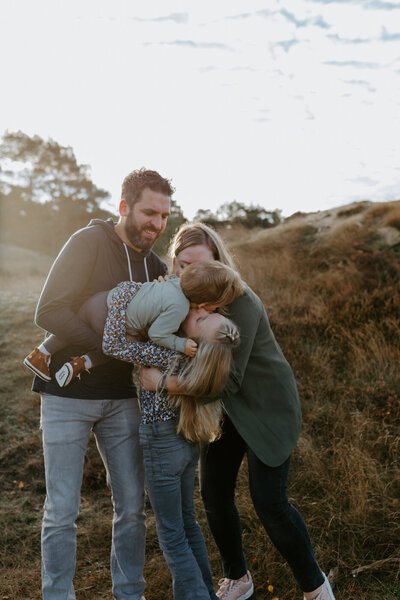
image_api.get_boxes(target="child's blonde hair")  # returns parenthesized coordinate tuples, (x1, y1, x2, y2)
(180, 261, 244, 307)
(168, 316, 240, 443)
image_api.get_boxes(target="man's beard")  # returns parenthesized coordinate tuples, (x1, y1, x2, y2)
(124, 216, 161, 251)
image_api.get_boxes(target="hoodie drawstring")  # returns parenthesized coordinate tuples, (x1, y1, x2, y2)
(144, 256, 150, 282)
(123, 243, 150, 283)
(123, 243, 133, 282)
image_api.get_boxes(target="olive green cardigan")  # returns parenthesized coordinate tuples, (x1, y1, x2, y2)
(218, 285, 302, 467)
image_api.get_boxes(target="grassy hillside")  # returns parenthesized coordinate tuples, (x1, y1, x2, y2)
(1, 201, 399, 599)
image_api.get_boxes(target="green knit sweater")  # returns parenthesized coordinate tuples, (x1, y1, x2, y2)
(218, 285, 302, 467)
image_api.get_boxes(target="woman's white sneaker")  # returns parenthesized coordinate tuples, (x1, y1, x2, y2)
(216, 571, 254, 600)
(304, 574, 335, 600)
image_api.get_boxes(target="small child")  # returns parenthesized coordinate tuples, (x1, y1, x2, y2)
(24, 261, 244, 388)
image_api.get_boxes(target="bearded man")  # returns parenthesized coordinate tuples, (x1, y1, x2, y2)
(31, 169, 172, 600)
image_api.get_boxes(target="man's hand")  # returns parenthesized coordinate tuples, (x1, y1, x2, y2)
(153, 274, 172, 282)
(184, 338, 198, 357)
(125, 333, 137, 341)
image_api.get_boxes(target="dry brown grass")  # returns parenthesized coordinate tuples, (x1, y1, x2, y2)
(384, 206, 400, 231)
(229, 201, 400, 598)
(1, 201, 400, 599)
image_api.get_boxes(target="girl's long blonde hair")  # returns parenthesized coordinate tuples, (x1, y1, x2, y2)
(168, 315, 240, 443)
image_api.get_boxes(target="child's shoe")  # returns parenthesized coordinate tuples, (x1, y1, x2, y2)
(55, 356, 87, 387)
(23, 347, 51, 381)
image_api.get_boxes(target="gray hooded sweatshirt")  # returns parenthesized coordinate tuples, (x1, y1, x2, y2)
(32, 218, 167, 399)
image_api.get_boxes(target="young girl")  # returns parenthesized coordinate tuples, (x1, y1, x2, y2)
(23, 260, 243, 388)
(103, 280, 240, 600)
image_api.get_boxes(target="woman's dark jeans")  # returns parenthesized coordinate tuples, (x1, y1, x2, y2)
(199, 416, 324, 593)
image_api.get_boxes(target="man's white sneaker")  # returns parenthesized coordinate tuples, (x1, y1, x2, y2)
(216, 571, 254, 600)
(304, 574, 335, 600)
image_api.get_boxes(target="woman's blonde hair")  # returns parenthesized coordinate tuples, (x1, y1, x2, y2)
(170, 222, 236, 270)
(180, 261, 244, 307)
(168, 316, 240, 443)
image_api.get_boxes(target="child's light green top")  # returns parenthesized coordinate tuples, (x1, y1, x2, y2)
(108, 277, 189, 353)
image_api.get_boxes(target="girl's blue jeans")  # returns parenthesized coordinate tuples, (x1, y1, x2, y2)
(139, 419, 218, 600)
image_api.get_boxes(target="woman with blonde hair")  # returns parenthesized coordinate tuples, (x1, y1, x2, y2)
(140, 222, 336, 600)
(103, 280, 240, 600)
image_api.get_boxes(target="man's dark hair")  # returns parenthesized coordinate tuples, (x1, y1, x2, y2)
(121, 168, 174, 208)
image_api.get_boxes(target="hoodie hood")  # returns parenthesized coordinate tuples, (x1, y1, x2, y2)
(87, 218, 153, 261)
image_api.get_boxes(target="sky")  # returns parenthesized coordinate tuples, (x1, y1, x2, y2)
(1, 0, 400, 220)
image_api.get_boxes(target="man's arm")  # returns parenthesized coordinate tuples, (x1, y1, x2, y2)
(35, 232, 103, 351)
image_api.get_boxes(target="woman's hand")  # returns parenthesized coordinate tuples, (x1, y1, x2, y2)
(139, 366, 181, 393)
(139, 366, 162, 391)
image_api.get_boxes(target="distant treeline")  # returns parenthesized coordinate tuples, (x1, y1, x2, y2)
(193, 202, 282, 230)
(0, 131, 280, 258)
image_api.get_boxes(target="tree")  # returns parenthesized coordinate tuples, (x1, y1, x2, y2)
(0, 131, 110, 209)
(194, 200, 282, 229)
(0, 130, 188, 259)
(0, 131, 112, 255)
(215, 201, 246, 223)
(240, 204, 282, 228)
(191, 208, 219, 228)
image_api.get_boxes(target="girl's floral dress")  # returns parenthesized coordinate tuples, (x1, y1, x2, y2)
(102, 281, 185, 423)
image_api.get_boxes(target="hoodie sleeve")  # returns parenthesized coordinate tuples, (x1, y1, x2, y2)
(35, 230, 103, 351)
(148, 251, 168, 279)
(216, 290, 262, 398)
(199, 289, 262, 404)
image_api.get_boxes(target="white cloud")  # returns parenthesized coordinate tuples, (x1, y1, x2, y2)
(0, 0, 399, 220)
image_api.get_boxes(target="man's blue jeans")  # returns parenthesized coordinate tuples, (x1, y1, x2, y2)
(40, 394, 146, 600)
(139, 420, 218, 600)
